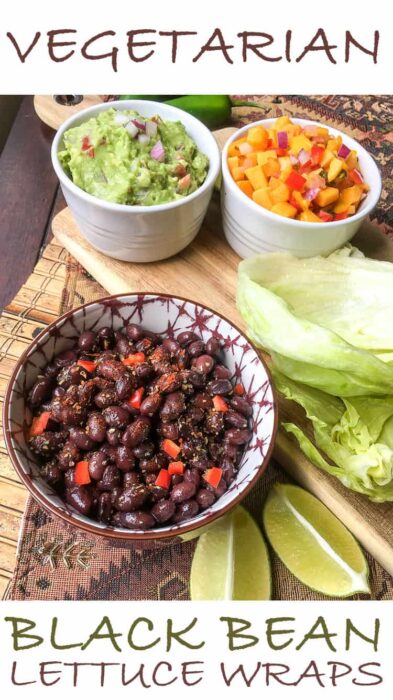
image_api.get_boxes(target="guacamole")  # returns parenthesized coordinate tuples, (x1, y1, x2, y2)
(58, 109, 209, 205)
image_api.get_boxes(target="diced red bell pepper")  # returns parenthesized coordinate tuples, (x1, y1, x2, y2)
(81, 136, 91, 151)
(203, 467, 223, 489)
(123, 352, 145, 366)
(78, 359, 97, 373)
(29, 411, 51, 437)
(298, 161, 312, 174)
(155, 469, 171, 490)
(213, 395, 229, 412)
(168, 461, 185, 476)
(162, 439, 181, 459)
(348, 168, 364, 185)
(334, 211, 349, 221)
(233, 383, 245, 396)
(75, 460, 91, 485)
(128, 387, 144, 410)
(275, 148, 288, 157)
(318, 210, 334, 222)
(87, 148, 95, 158)
(285, 171, 306, 191)
(311, 145, 324, 165)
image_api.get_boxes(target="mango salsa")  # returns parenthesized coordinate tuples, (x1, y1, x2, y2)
(229, 116, 368, 223)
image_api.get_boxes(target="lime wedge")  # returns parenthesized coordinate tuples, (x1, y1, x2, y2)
(263, 483, 370, 597)
(190, 505, 271, 600)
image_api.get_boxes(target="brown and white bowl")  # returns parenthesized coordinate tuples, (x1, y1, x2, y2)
(3, 293, 277, 548)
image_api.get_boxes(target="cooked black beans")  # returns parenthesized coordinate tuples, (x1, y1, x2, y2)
(28, 325, 253, 529)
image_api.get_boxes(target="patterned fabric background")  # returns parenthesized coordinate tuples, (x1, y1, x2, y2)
(4, 94, 393, 601)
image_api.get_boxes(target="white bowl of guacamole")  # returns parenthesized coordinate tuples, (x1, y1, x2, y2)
(51, 100, 221, 262)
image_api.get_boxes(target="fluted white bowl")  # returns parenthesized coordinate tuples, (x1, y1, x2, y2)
(52, 100, 220, 263)
(221, 118, 382, 259)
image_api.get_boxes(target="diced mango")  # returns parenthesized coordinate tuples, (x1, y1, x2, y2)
(346, 150, 359, 170)
(232, 166, 246, 181)
(245, 165, 268, 190)
(298, 210, 322, 222)
(320, 150, 334, 168)
(242, 154, 257, 168)
(315, 187, 339, 207)
(257, 150, 278, 166)
(271, 202, 297, 218)
(267, 128, 277, 147)
(292, 190, 310, 211)
(228, 156, 239, 173)
(278, 156, 291, 171)
(280, 165, 293, 183)
(252, 187, 273, 210)
(268, 177, 282, 191)
(290, 134, 312, 155)
(327, 136, 342, 152)
(237, 180, 254, 198)
(263, 158, 280, 178)
(275, 116, 291, 129)
(247, 126, 269, 150)
(270, 182, 290, 204)
(333, 201, 350, 214)
(228, 137, 248, 157)
(327, 157, 345, 182)
(339, 185, 363, 205)
(317, 127, 329, 138)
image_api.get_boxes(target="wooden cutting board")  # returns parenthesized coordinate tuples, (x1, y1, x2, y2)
(34, 95, 104, 130)
(52, 202, 393, 576)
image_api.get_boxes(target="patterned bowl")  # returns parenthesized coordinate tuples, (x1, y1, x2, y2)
(3, 293, 277, 548)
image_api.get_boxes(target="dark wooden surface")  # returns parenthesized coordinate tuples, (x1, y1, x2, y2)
(0, 96, 65, 312)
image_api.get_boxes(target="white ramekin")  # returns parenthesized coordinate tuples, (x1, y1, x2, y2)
(221, 118, 382, 259)
(51, 100, 220, 263)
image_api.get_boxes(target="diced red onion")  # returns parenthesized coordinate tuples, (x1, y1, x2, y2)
(114, 112, 129, 125)
(150, 140, 165, 161)
(131, 119, 146, 131)
(304, 187, 320, 201)
(239, 141, 254, 155)
(145, 120, 158, 138)
(298, 148, 310, 165)
(138, 133, 150, 145)
(289, 154, 298, 165)
(125, 121, 139, 138)
(277, 131, 288, 149)
(338, 143, 351, 159)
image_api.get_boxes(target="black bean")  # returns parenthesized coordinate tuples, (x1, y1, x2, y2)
(140, 393, 162, 417)
(171, 481, 197, 503)
(213, 364, 231, 380)
(221, 457, 236, 485)
(136, 363, 155, 382)
(225, 410, 248, 429)
(78, 330, 96, 352)
(44, 363, 59, 379)
(207, 378, 232, 395)
(116, 484, 148, 512)
(159, 422, 180, 441)
(57, 442, 81, 470)
(102, 405, 129, 428)
(206, 337, 221, 357)
(125, 323, 143, 341)
(94, 388, 119, 409)
(97, 326, 114, 349)
(190, 455, 211, 472)
(105, 428, 121, 446)
(193, 355, 215, 374)
(191, 392, 212, 410)
(171, 474, 183, 487)
(110, 486, 123, 506)
(196, 489, 215, 509)
(184, 468, 201, 488)
(173, 499, 199, 522)
(97, 492, 112, 523)
(115, 445, 135, 472)
(160, 391, 186, 421)
(98, 358, 126, 382)
(230, 396, 252, 417)
(97, 465, 121, 491)
(54, 349, 77, 369)
(69, 427, 95, 451)
(177, 331, 200, 347)
(88, 451, 108, 480)
(156, 372, 183, 394)
(140, 454, 167, 473)
(116, 511, 155, 530)
(116, 335, 134, 357)
(61, 404, 86, 427)
(123, 472, 140, 487)
(224, 429, 252, 445)
(41, 461, 63, 486)
(64, 468, 76, 488)
(151, 499, 175, 523)
(115, 372, 135, 400)
(122, 417, 151, 447)
(66, 486, 93, 515)
(53, 386, 66, 399)
(135, 337, 154, 354)
(162, 338, 180, 354)
(188, 340, 205, 358)
(133, 440, 155, 459)
(29, 377, 53, 406)
(69, 364, 89, 385)
(86, 412, 107, 442)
